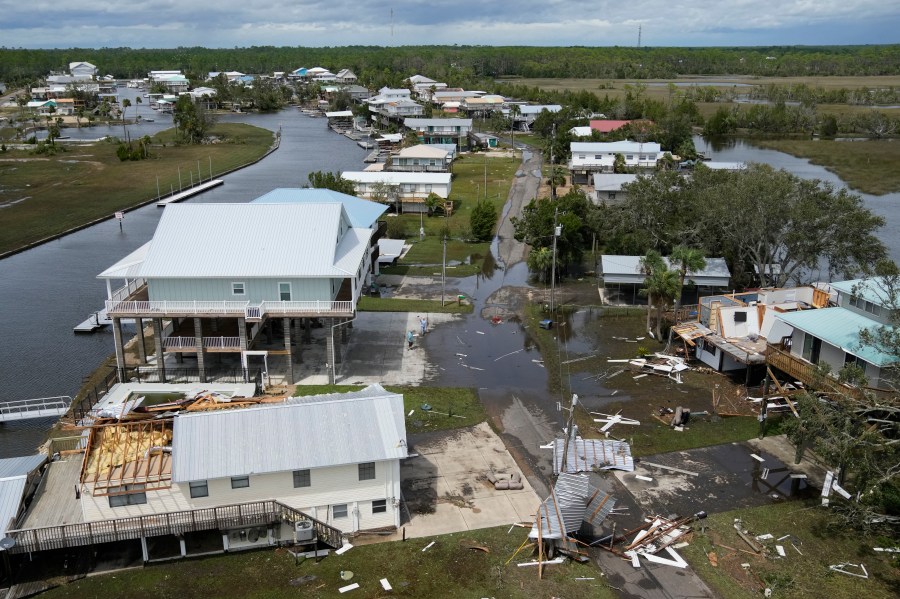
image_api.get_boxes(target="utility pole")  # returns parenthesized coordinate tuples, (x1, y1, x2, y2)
(560, 394, 578, 474)
(550, 123, 557, 201)
(441, 235, 447, 306)
(550, 207, 561, 312)
(484, 151, 487, 198)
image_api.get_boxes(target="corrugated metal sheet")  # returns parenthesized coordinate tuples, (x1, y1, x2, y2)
(172, 384, 407, 482)
(0, 476, 27, 536)
(572, 141, 662, 154)
(0, 455, 46, 479)
(530, 473, 616, 540)
(830, 278, 891, 307)
(553, 438, 634, 475)
(97, 241, 151, 279)
(138, 204, 362, 279)
(333, 228, 373, 275)
(251, 189, 388, 229)
(403, 118, 473, 128)
(601, 255, 731, 287)
(777, 307, 895, 367)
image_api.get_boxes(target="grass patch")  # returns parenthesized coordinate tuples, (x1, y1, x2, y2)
(379, 262, 482, 277)
(0, 123, 274, 255)
(682, 500, 900, 599)
(752, 138, 900, 195)
(291, 385, 485, 434)
(390, 154, 519, 266)
(357, 296, 473, 314)
(624, 414, 786, 457)
(40, 526, 613, 599)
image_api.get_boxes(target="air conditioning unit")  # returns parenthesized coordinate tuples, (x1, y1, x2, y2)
(295, 520, 315, 542)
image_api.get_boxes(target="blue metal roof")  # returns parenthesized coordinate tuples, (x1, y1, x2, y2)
(0, 454, 46, 479)
(777, 307, 895, 367)
(831, 278, 894, 308)
(251, 188, 387, 228)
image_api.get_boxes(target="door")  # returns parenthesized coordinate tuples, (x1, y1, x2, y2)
(278, 282, 292, 302)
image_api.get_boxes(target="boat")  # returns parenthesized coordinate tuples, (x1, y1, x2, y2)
(357, 140, 375, 149)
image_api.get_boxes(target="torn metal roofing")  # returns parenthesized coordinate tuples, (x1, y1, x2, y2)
(530, 473, 616, 540)
(553, 438, 634, 475)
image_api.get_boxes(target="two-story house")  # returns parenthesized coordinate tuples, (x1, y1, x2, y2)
(569, 141, 663, 184)
(387, 144, 453, 173)
(769, 278, 897, 390)
(403, 118, 473, 150)
(99, 199, 378, 385)
(341, 171, 452, 213)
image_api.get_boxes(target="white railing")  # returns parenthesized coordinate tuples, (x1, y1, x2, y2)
(163, 336, 196, 349)
(203, 337, 242, 349)
(107, 299, 354, 318)
(110, 278, 146, 303)
(0, 396, 72, 422)
(260, 300, 354, 315)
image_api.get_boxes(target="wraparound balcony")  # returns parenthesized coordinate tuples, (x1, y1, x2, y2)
(106, 299, 355, 320)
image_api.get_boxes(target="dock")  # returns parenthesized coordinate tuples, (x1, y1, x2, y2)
(73, 308, 112, 333)
(0, 396, 72, 423)
(157, 179, 224, 207)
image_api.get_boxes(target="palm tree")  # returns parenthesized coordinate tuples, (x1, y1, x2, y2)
(121, 98, 132, 140)
(639, 251, 666, 335)
(670, 246, 706, 313)
(642, 264, 681, 341)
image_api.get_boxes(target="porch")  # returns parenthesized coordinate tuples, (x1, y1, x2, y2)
(766, 342, 890, 399)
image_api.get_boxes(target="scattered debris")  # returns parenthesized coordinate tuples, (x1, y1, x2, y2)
(517, 557, 566, 567)
(755, 533, 774, 541)
(476, 331, 485, 335)
(380, 579, 392, 591)
(708, 551, 718, 567)
(561, 354, 599, 365)
(776, 545, 786, 557)
(639, 461, 699, 477)
(750, 454, 765, 462)
(551, 436, 634, 474)
(874, 547, 900, 553)
(634, 475, 653, 482)
(460, 540, 490, 553)
(334, 543, 354, 556)
(338, 583, 360, 593)
(592, 411, 641, 433)
(829, 563, 868, 578)
(733, 520, 763, 553)
(421, 541, 436, 552)
(633, 374, 648, 380)
(494, 349, 523, 362)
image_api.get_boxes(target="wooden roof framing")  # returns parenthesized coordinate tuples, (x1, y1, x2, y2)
(81, 420, 173, 495)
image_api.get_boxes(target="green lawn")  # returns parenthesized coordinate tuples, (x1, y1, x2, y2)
(393, 154, 519, 267)
(39, 526, 613, 599)
(291, 385, 485, 434)
(357, 296, 473, 314)
(0, 123, 274, 255)
(682, 501, 900, 599)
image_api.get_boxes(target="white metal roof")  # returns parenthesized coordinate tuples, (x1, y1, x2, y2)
(342, 172, 452, 185)
(251, 188, 388, 228)
(136, 203, 369, 279)
(601, 255, 731, 287)
(518, 104, 562, 115)
(572, 140, 662, 154)
(171, 385, 407, 482)
(592, 174, 639, 191)
(404, 118, 473, 128)
(396, 145, 451, 159)
(569, 126, 593, 137)
(98, 241, 151, 279)
(1, 476, 27, 537)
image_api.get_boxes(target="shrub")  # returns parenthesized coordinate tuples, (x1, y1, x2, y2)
(470, 199, 498, 242)
(385, 218, 408, 239)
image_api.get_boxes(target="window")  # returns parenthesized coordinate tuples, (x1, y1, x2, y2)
(626, 154, 634, 160)
(358, 462, 375, 481)
(108, 484, 147, 507)
(333, 504, 348, 519)
(608, 192, 616, 200)
(189, 480, 209, 498)
(372, 499, 387, 514)
(278, 282, 292, 301)
(231, 476, 250, 489)
(293, 469, 311, 488)
(231, 282, 245, 296)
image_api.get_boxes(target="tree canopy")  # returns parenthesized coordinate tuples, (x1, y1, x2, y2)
(306, 171, 356, 196)
(603, 163, 886, 287)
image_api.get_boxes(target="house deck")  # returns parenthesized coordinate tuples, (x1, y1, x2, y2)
(18, 457, 85, 529)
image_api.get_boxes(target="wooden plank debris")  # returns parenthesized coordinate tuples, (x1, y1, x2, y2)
(338, 583, 360, 593)
(829, 563, 868, 578)
(517, 557, 565, 567)
(334, 543, 354, 555)
(421, 541, 435, 552)
(380, 579, 392, 591)
(640, 461, 699, 477)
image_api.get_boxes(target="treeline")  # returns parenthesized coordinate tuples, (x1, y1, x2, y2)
(2, 45, 900, 86)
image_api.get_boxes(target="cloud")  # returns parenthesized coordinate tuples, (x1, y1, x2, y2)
(0, 0, 896, 48)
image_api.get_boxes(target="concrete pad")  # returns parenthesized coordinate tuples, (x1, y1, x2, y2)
(388, 423, 541, 541)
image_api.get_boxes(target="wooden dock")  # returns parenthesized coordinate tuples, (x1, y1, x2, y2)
(73, 308, 112, 333)
(157, 179, 224, 207)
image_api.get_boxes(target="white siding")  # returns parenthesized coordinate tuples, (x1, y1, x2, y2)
(82, 460, 401, 531)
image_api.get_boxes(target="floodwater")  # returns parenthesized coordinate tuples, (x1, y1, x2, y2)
(0, 107, 369, 457)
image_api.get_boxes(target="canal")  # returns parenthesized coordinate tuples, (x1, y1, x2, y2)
(0, 104, 369, 457)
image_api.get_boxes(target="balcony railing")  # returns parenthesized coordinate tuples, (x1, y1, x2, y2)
(110, 278, 146, 303)
(106, 299, 355, 318)
(766, 343, 891, 400)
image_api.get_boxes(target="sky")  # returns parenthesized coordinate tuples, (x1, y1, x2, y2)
(0, 1, 898, 49)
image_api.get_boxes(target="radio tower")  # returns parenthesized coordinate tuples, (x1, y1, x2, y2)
(637, 24, 642, 48)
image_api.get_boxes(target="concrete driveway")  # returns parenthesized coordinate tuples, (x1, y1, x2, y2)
(377, 423, 542, 540)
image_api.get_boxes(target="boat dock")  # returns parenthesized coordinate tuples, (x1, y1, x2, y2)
(73, 308, 112, 333)
(157, 179, 224, 207)
(0, 396, 72, 423)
